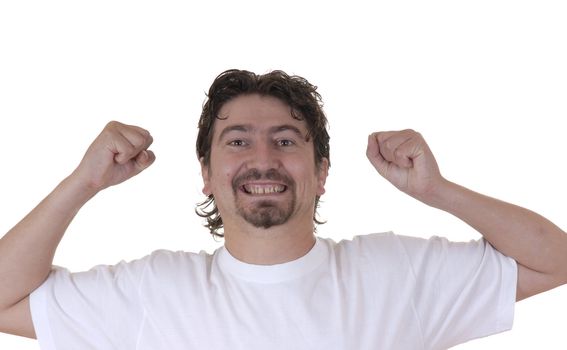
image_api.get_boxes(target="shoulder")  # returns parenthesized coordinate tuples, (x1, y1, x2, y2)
(139, 249, 217, 283)
(146, 248, 214, 266)
(321, 232, 501, 265)
(322, 231, 406, 256)
(318, 232, 407, 268)
(334, 232, 491, 254)
(39, 249, 214, 291)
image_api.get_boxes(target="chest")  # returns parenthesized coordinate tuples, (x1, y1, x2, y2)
(136, 268, 423, 349)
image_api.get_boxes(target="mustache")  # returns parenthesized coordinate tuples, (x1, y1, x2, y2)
(232, 168, 294, 190)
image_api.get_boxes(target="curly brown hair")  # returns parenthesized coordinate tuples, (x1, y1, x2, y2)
(196, 69, 330, 238)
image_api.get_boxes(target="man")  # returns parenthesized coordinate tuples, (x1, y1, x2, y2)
(0, 69, 565, 349)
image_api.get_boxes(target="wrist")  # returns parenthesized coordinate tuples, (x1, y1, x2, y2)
(418, 178, 461, 210)
(59, 171, 100, 206)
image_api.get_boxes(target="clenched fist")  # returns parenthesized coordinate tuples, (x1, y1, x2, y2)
(71, 121, 156, 193)
(366, 129, 446, 204)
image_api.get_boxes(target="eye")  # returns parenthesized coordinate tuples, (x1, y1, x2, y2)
(276, 139, 295, 147)
(228, 139, 247, 147)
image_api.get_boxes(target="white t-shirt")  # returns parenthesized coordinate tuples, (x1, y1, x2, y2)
(30, 232, 517, 350)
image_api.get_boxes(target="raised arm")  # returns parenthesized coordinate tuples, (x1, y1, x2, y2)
(0, 121, 155, 338)
(366, 129, 567, 301)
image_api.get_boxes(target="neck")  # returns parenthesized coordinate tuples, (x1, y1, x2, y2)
(223, 221, 316, 265)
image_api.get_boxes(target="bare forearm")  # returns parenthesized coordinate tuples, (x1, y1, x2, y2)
(0, 175, 96, 310)
(429, 180, 567, 277)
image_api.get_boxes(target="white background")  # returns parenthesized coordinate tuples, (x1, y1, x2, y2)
(1, 1, 566, 348)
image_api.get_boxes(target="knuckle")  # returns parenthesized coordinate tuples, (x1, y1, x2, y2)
(136, 127, 150, 138)
(130, 136, 145, 148)
(142, 131, 153, 146)
(134, 130, 153, 147)
(401, 128, 419, 138)
(140, 127, 150, 137)
(131, 133, 152, 150)
(106, 120, 122, 129)
(394, 148, 405, 159)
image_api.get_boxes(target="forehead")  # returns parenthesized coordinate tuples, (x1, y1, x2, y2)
(214, 94, 307, 136)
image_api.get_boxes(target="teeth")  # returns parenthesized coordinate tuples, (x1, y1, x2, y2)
(244, 185, 286, 194)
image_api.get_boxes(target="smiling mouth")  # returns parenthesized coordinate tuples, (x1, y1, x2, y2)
(241, 184, 287, 195)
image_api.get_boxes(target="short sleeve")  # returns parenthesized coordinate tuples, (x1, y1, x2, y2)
(396, 236, 517, 349)
(30, 258, 148, 350)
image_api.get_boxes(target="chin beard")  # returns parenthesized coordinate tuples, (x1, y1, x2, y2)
(238, 199, 295, 229)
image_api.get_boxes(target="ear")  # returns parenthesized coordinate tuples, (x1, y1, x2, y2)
(316, 158, 329, 196)
(200, 157, 212, 195)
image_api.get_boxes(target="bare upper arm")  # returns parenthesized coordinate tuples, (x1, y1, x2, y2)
(516, 263, 566, 302)
(0, 296, 36, 339)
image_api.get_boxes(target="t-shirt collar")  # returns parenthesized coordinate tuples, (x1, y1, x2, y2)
(215, 238, 327, 284)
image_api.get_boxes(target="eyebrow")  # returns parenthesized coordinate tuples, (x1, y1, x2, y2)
(217, 124, 306, 141)
(217, 125, 250, 142)
(269, 125, 305, 139)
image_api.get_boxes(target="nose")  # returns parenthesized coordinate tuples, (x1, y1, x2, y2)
(248, 141, 281, 171)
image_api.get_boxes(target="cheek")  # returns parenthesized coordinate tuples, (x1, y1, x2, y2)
(288, 164, 318, 190)
(210, 162, 240, 193)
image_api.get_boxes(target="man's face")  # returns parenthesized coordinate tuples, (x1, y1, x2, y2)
(201, 94, 328, 231)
